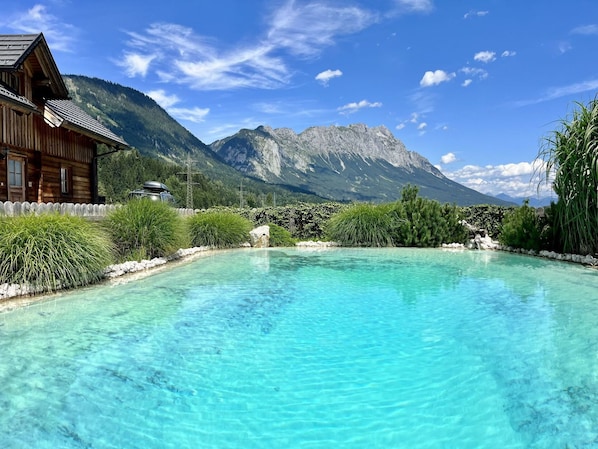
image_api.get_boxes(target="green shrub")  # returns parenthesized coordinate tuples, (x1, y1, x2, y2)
(188, 211, 252, 248)
(105, 199, 186, 261)
(268, 223, 296, 247)
(498, 201, 542, 250)
(326, 203, 396, 247)
(0, 214, 113, 292)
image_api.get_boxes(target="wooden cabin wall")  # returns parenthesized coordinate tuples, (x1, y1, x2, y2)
(1, 103, 96, 203)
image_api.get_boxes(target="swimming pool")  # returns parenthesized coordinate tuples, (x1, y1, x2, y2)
(1, 248, 597, 448)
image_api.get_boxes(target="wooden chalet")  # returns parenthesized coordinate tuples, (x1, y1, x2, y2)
(0, 33, 128, 204)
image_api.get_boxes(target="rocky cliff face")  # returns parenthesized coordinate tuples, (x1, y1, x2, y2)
(210, 124, 504, 205)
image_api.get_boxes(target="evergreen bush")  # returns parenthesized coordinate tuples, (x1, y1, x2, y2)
(498, 201, 542, 251)
(188, 211, 252, 248)
(105, 199, 186, 261)
(0, 214, 113, 292)
(267, 223, 297, 247)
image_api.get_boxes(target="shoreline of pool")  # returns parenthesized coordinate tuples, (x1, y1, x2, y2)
(1, 240, 596, 314)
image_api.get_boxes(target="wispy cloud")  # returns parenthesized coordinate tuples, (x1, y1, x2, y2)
(119, 2, 377, 91)
(420, 69, 455, 87)
(391, 0, 434, 14)
(147, 88, 209, 123)
(338, 99, 382, 114)
(315, 69, 343, 85)
(147, 89, 180, 108)
(571, 24, 598, 35)
(1, 4, 77, 52)
(501, 50, 517, 57)
(464, 10, 489, 19)
(514, 78, 598, 107)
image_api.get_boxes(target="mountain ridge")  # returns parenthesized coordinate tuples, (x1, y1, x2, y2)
(211, 123, 510, 206)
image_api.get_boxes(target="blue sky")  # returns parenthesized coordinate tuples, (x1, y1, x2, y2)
(2, 0, 597, 199)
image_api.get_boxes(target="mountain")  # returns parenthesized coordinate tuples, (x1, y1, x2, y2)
(210, 124, 510, 206)
(494, 193, 555, 208)
(63, 75, 323, 205)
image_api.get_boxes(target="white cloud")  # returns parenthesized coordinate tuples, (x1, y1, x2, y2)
(417, 122, 427, 130)
(462, 79, 472, 87)
(168, 106, 210, 123)
(441, 152, 456, 164)
(419, 69, 456, 87)
(460, 67, 488, 79)
(441, 159, 554, 198)
(119, 2, 377, 91)
(474, 51, 496, 63)
(147, 89, 180, 108)
(266, 2, 377, 57)
(118, 52, 157, 77)
(392, 0, 434, 13)
(3, 4, 77, 52)
(396, 123, 406, 130)
(464, 10, 489, 19)
(571, 24, 598, 35)
(501, 50, 517, 57)
(315, 69, 343, 85)
(338, 99, 382, 114)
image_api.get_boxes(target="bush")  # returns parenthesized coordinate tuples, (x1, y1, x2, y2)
(188, 211, 252, 248)
(498, 201, 542, 250)
(268, 223, 296, 247)
(326, 203, 396, 247)
(105, 199, 186, 261)
(0, 214, 113, 292)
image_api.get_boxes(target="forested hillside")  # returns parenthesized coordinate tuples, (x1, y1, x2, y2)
(64, 75, 323, 207)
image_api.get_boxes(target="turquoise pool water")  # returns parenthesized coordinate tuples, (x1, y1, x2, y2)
(1, 248, 598, 448)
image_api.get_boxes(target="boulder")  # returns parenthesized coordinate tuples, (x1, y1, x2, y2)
(250, 225, 270, 248)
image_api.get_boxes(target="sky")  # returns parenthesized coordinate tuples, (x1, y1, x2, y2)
(2, 0, 597, 200)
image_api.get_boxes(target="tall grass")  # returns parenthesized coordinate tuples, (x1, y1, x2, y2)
(0, 214, 113, 292)
(188, 211, 252, 248)
(498, 200, 542, 250)
(105, 199, 187, 261)
(538, 97, 598, 254)
(326, 203, 396, 247)
(325, 186, 467, 247)
(268, 223, 297, 247)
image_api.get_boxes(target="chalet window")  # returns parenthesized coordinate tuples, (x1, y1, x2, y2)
(60, 166, 72, 194)
(8, 159, 23, 187)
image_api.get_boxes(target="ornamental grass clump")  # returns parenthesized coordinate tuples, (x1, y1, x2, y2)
(188, 211, 253, 248)
(0, 214, 113, 292)
(325, 203, 396, 247)
(105, 199, 187, 261)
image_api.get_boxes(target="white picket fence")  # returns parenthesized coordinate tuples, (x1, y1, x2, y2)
(0, 201, 196, 218)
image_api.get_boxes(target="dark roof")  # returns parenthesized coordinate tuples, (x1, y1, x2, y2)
(46, 99, 128, 148)
(0, 34, 41, 68)
(0, 84, 36, 110)
(0, 33, 68, 99)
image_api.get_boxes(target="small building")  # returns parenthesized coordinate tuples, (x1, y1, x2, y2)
(0, 33, 128, 204)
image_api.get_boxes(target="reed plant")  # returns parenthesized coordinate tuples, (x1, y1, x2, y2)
(0, 214, 113, 292)
(188, 211, 252, 248)
(538, 97, 598, 254)
(105, 199, 187, 261)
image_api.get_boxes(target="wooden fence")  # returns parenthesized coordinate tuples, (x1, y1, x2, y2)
(0, 201, 196, 218)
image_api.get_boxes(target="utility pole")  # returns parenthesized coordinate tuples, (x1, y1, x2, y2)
(177, 153, 201, 209)
(239, 179, 244, 208)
